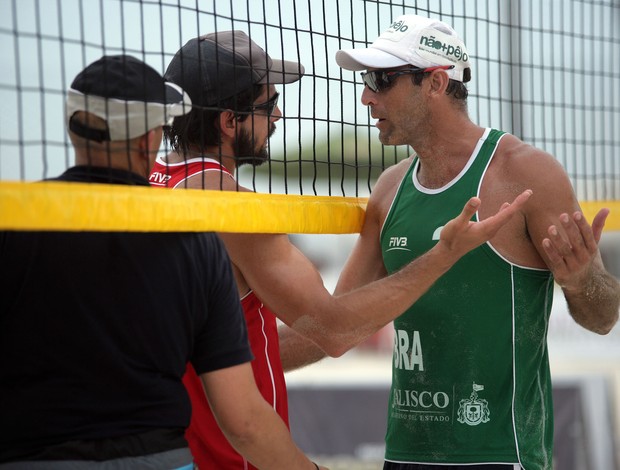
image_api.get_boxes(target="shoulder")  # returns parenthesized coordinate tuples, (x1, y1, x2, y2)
(484, 133, 573, 201)
(487, 133, 580, 235)
(496, 134, 567, 178)
(481, 132, 579, 223)
(371, 157, 413, 200)
(478, 134, 578, 267)
(183, 170, 247, 192)
(367, 156, 413, 222)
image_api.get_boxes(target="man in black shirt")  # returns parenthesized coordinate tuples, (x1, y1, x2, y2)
(0, 55, 324, 470)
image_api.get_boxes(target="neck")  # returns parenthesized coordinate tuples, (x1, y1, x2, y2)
(166, 145, 238, 174)
(413, 121, 485, 189)
(75, 150, 147, 179)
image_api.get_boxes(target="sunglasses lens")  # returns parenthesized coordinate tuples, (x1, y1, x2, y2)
(361, 71, 388, 92)
(268, 94, 279, 114)
(250, 93, 279, 115)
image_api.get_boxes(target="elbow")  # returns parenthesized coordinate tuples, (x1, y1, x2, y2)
(567, 287, 620, 335)
(579, 311, 619, 335)
(598, 300, 620, 335)
(291, 313, 369, 358)
(218, 417, 261, 455)
(310, 333, 358, 358)
(595, 313, 619, 335)
(322, 342, 350, 358)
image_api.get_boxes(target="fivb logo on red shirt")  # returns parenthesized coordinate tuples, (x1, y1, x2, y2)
(149, 171, 171, 186)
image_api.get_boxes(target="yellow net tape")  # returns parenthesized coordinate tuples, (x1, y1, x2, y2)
(580, 200, 620, 232)
(0, 181, 367, 233)
(0, 181, 618, 233)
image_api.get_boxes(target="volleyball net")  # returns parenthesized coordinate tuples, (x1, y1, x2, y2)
(1, 0, 619, 233)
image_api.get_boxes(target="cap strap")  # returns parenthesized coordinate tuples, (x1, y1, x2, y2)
(69, 116, 111, 142)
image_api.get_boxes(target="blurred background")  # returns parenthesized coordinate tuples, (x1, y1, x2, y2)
(1, 0, 619, 468)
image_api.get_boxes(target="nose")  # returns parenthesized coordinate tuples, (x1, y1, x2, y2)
(361, 86, 376, 107)
(271, 105, 282, 122)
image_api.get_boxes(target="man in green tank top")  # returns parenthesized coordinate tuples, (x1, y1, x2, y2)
(334, 13, 620, 470)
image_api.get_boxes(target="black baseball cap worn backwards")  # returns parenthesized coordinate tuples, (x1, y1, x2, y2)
(66, 55, 192, 142)
(165, 30, 305, 107)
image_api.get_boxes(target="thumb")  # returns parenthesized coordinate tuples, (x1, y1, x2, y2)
(591, 208, 609, 244)
(457, 197, 481, 223)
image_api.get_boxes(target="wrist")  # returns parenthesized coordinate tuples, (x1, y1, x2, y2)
(429, 241, 460, 271)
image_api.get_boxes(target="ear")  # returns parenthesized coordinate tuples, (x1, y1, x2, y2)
(427, 69, 450, 97)
(217, 110, 239, 140)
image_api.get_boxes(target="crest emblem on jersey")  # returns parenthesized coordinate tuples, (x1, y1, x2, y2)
(457, 383, 490, 426)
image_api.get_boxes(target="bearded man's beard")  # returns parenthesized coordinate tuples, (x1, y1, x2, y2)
(234, 124, 276, 167)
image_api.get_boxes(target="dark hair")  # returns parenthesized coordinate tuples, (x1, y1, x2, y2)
(411, 73, 469, 103)
(164, 84, 264, 154)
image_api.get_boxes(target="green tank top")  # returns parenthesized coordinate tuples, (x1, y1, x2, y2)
(380, 129, 555, 469)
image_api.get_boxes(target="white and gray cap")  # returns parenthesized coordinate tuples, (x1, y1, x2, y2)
(336, 14, 471, 83)
(66, 55, 192, 142)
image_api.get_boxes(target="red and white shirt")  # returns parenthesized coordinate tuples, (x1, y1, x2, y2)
(149, 156, 234, 188)
(149, 157, 288, 470)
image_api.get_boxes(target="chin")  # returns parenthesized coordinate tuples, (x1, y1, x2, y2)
(378, 133, 393, 146)
(237, 156, 268, 168)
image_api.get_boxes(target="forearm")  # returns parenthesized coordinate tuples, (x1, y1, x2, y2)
(563, 269, 620, 334)
(278, 324, 327, 372)
(223, 404, 317, 469)
(292, 242, 456, 356)
(202, 367, 321, 470)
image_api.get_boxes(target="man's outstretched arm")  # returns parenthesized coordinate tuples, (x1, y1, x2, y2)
(290, 190, 534, 356)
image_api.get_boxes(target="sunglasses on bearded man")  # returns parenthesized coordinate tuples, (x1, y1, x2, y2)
(246, 92, 280, 115)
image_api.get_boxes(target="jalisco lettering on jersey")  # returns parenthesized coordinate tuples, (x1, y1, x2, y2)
(391, 384, 492, 427)
(392, 388, 450, 409)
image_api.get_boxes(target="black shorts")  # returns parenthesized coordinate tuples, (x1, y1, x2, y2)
(383, 463, 520, 470)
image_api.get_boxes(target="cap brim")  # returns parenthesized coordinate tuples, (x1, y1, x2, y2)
(164, 82, 192, 117)
(259, 59, 305, 84)
(66, 83, 192, 141)
(336, 48, 409, 71)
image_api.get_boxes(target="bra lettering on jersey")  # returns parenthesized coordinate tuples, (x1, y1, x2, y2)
(393, 329, 424, 371)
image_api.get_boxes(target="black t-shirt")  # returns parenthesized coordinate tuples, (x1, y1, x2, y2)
(0, 167, 252, 462)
